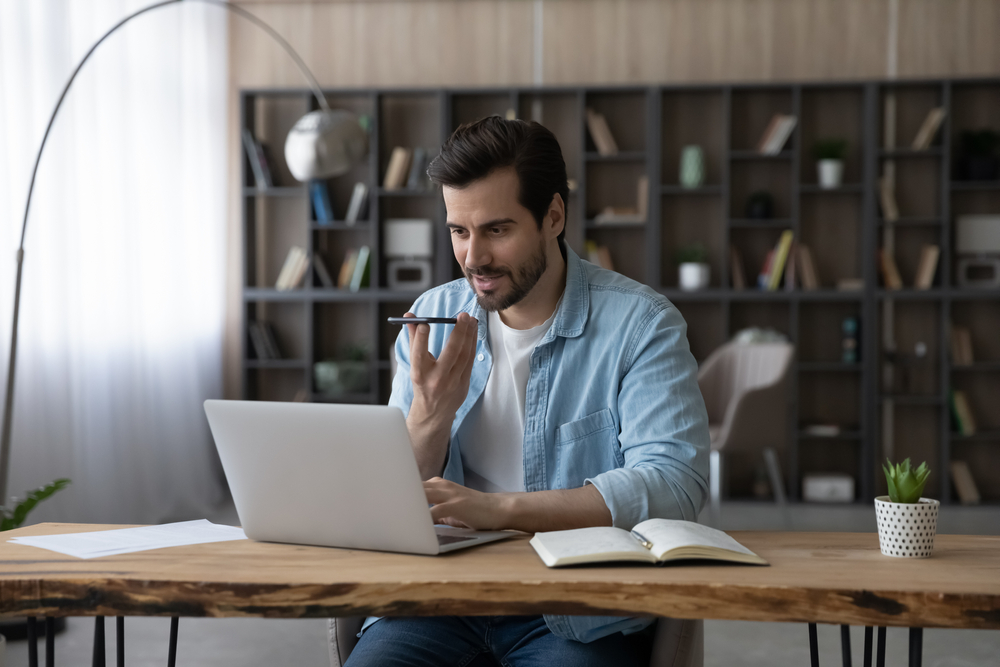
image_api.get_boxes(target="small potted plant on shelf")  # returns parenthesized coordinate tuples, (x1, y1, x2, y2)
(314, 344, 370, 397)
(676, 243, 710, 291)
(875, 459, 937, 558)
(814, 138, 848, 189)
(958, 129, 1000, 181)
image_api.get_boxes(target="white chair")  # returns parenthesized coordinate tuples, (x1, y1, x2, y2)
(328, 616, 703, 667)
(697, 341, 794, 518)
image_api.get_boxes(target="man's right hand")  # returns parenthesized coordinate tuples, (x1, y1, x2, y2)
(404, 311, 478, 479)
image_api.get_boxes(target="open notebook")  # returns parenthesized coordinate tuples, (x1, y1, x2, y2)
(530, 519, 768, 568)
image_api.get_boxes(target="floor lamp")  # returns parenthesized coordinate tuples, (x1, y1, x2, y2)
(0, 0, 366, 658)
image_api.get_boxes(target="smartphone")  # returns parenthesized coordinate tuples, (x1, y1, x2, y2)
(386, 317, 459, 325)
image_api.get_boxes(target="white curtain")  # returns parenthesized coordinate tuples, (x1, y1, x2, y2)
(0, 0, 229, 524)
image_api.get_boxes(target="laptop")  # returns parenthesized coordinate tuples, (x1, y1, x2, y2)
(204, 400, 513, 555)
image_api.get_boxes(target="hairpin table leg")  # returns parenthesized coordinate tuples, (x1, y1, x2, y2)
(841, 625, 852, 667)
(92, 616, 105, 667)
(27, 616, 38, 667)
(167, 617, 179, 667)
(876, 627, 886, 667)
(863, 627, 873, 667)
(908, 628, 923, 667)
(117, 617, 125, 667)
(46, 617, 55, 667)
(809, 623, 820, 667)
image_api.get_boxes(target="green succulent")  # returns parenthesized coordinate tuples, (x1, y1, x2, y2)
(0, 478, 70, 531)
(675, 243, 709, 265)
(882, 459, 930, 504)
(814, 138, 848, 161)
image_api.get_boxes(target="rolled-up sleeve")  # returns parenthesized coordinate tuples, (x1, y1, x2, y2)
(585, 304, 710, 529)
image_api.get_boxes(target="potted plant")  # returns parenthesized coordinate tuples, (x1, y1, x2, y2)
(814, 139, 848, 189)
(314, 344, 370, 397)
(676, 244, 710, 291)
(958, 129, 1000, 181)
(875, 459, 937, 558)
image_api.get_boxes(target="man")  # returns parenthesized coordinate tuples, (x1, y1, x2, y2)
(346, 117, 709, 667)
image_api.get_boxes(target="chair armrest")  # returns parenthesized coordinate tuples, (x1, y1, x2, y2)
(651, 618, 704, 667)
(328, 616, 365, 667)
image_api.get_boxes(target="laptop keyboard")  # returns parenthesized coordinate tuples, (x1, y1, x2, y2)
(437, 534, 476, 546)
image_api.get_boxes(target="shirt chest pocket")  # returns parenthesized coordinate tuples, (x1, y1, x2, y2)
(553, 408, 622, 489)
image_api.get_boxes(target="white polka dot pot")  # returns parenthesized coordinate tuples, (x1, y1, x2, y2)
(874, 496, 939, 558)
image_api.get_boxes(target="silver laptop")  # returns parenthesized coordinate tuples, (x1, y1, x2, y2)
(204, 400, 512, 555)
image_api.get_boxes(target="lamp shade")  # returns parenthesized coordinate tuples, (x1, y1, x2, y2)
(284, 109, 368, 181)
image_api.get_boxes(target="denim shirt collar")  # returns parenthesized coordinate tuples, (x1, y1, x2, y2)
(460, 242, 589, 342)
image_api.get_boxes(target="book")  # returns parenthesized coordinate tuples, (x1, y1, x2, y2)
(529, 519, 768, 568)
(784, 242, 797, 290)
(757, 114, 797, 155)
(345, 182, 369, 225)
(383, 147, 412, 190)
(950, 325, 974, 366)
(911, 107, 946, 150)
(879, 176, 899, 222)
(595, 175, 650, 224)
(796, 245, 819, 290)
(275, 246, 308, 291)
(247, 321, 271, 360)
(259, 322, 282, 359)
(338, 249, 359, 289)
(757, 249, 775, 289)
(879, 249, 903, 290)
(730, 246, 746, 290)
(950, 461, 981, 505)
(349, 246, 371, 292)
(913, 244, 940, 289)
(313, 254, 335, 288)
(406, 147, 427, 190)
(950, 389, 977, 436)
(766, 230, 795, 291)
(310, 180, 334, 223)
(242, 129, 270, 189)
(585, 108, 619, 156)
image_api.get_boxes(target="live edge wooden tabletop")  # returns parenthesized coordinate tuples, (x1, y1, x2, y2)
(0, 524, 998, 629)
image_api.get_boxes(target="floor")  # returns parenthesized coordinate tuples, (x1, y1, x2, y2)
(5, 501, 999, 666)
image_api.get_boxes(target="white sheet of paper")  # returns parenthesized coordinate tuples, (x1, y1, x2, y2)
(8, 520, 247, 559)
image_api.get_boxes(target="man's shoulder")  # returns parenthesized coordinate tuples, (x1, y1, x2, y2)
(581, 261, 673, 318)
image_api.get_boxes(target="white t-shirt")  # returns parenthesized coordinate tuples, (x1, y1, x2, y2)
(461, 307, 558, 493)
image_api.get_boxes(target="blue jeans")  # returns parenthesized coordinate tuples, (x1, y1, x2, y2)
(344, 616, 654, 667)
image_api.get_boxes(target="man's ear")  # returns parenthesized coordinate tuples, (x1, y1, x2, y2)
(544, 193, 565, 240)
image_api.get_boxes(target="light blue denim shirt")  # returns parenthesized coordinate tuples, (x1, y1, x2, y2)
(376, 244, 709, 643)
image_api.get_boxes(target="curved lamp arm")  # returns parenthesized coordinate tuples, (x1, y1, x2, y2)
(0, 0, 332, 503)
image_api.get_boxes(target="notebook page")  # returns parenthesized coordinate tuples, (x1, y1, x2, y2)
(632, 519, 757, 560)
(530, 526, 651, 566)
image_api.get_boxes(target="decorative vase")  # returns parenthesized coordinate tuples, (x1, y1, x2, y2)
(874, 496, 939, 558)
(818, 159, 844, 189)
(679, 263, 710, 291)
(679, 145, 705, 188)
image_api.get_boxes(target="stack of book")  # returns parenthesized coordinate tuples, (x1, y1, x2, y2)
(336, 246, 371, 292)
(756, 115, 797, 155)
(275, 246, 310, 291)
(242, 129, 275, 189)
(383, 147, 430, 190)
(585, 109, 619, 156)
(950, 389, 977, 436)
(248, 321, 282, 360)
(344, 182, 369, 224)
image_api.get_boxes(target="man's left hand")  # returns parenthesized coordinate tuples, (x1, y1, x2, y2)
(423, 477, 510, 531)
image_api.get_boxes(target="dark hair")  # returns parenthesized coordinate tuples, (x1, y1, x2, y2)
(427, 117, 568, 242)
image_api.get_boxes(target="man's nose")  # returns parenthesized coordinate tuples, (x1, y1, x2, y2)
(465, 233, 491, 270)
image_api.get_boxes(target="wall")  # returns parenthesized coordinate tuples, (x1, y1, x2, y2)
(224, 0, 1000, 397)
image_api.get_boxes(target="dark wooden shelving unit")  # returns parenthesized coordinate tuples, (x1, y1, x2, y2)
(241, 77, 1000, 506)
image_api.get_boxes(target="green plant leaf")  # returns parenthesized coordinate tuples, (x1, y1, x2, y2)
(882, 459, 930, 503)
(0, 478, 70, 531)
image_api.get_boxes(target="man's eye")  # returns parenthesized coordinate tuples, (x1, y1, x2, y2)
(451, 228, 467, 236)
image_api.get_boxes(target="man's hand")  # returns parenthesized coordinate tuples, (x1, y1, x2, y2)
(404, 312, 478, 479)
(424, 478, 613, 533)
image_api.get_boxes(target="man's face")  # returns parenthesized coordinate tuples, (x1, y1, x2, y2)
(443, 168, 551, 313)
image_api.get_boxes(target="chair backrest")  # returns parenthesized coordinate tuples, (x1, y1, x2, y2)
(697, 341, 794, 424)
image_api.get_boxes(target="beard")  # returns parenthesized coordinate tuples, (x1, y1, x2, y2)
(465, 241, 548, 312)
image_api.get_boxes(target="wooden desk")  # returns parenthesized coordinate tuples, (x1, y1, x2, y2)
(1, 523, 998, 631)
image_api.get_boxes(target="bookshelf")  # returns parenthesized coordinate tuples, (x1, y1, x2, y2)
(241, 78, 1000, 506)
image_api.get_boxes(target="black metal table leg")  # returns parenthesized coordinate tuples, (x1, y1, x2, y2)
(117, 617, 125, 667)
(841, 625, 852, 667)
(27, 616, 38, 667)
(46, 617, 55, 667)
(809, 623, 820, 667)
(93, 616, 106, 667)
(909, 628, 923, 667)
(876, 627, 886, 667)
(863, 627, 873, 667)
(167, 617, 178, 667)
